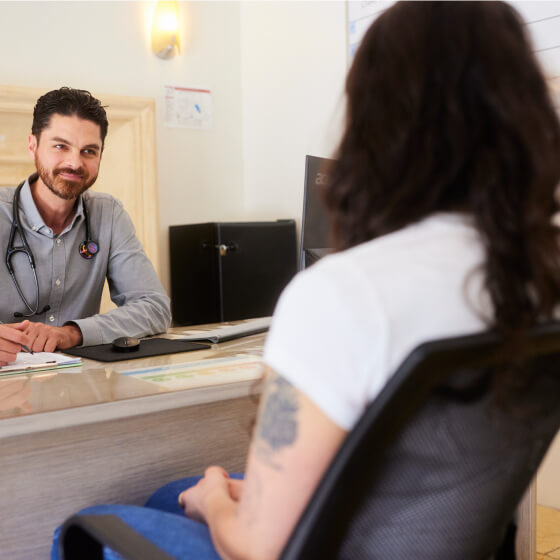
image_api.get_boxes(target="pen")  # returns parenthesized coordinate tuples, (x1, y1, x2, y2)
(0, 320, 34, 354)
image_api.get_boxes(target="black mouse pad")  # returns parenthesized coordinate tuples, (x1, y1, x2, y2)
(64, 338, 211, 362)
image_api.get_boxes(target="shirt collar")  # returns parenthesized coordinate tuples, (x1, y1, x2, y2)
(68, 195, 85, 234)
(18, 172, 85, 236)
(18, 173, 46, 233)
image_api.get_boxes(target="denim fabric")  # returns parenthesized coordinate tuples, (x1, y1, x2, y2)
(51, 474, 244, 560)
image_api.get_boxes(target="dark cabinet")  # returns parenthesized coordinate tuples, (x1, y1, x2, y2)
(169, 221, 297, 325)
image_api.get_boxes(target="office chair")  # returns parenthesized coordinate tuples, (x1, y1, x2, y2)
(60, 322, 560, 559)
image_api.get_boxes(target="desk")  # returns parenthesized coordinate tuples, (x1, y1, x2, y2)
(0, 329, 538, 560)
(0, 330, 264, 560)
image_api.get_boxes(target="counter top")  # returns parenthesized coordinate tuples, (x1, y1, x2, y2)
(0, 328, 266, 438)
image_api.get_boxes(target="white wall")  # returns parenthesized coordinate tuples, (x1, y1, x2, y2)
(0, 1, 245, 292)
(240, 1, 347, 224)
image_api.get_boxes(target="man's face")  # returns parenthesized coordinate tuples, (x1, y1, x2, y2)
(28, 113, 103, 200)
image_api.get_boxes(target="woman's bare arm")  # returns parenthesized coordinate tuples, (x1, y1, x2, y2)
(179, 367, 347, 560)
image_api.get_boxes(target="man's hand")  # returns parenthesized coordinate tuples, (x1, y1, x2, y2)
(0, 323, 33, 365)
(24, 322, 83, 352)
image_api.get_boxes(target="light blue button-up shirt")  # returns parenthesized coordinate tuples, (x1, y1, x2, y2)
(0, 176, 171, 346)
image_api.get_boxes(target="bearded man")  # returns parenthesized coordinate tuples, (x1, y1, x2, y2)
(0, 87, 170, 361)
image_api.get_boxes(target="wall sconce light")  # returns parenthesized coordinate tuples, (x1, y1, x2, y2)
(151, 0, 181, 59)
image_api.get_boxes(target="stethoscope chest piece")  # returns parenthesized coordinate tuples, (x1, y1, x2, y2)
(77, 197, 98, 259)
(79, 240, 99, 259)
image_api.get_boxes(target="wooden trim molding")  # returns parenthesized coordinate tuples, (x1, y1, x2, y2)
(517, 481, 536, 560)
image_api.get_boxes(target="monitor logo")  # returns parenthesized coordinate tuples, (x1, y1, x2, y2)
(315, 172, 330, 186)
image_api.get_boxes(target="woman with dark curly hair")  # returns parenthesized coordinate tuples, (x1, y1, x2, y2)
(52, 2, 560, 559)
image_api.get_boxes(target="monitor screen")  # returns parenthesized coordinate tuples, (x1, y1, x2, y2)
(300, 155, 334, 270)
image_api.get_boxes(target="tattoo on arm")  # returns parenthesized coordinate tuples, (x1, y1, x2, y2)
(254, 373, 299, 469)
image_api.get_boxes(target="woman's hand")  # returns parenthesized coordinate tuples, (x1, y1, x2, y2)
(227, 478, 244, 502)
(178, 466, 237, 524)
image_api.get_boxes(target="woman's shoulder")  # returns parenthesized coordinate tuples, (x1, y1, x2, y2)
(304, 212, 477, 278)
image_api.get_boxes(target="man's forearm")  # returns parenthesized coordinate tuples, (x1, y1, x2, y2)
(72, 292, 171, 347)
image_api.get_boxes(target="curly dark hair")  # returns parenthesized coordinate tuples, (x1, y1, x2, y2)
(32, 87, 109, 145)
(324, 1, 560, 397)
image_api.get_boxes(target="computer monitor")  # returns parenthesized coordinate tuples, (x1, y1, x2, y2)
(300, 155, 335, 270)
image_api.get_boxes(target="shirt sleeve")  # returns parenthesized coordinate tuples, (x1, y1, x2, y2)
(263, 259, 389, 431)
(72, 200, 171, 346)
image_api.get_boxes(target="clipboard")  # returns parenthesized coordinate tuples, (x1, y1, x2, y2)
(0, 351, 82, 377)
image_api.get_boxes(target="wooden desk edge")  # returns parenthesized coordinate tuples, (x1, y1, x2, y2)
(0, 379, 258, 439)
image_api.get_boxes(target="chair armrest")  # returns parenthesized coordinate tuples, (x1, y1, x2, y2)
(60, 514, 176, 560)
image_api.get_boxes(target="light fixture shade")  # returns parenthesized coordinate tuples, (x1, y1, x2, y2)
(151, 0, 181, 59)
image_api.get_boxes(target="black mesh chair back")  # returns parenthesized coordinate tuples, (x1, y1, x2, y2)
(280, 322, 560, 559)
(61, 322, 560, 560)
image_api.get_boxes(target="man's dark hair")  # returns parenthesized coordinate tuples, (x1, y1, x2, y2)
(32, 87, 109, 145)
(325, 1, 560, 403)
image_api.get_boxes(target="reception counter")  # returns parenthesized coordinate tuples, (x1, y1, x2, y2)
(0, 329, 264, 560)
(0, 326, 537, 560)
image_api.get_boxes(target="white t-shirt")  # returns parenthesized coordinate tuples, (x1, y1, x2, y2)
(263, 213, 491, 431)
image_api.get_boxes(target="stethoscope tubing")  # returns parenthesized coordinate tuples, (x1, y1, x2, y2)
(6, 179, 98, 318)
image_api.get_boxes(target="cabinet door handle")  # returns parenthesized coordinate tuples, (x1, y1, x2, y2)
(202, 242, 237, 256)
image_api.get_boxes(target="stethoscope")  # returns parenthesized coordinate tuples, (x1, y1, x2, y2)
(6, 177, 99, 318)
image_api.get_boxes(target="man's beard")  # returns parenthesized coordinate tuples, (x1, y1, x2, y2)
(35, 156, 98, 200)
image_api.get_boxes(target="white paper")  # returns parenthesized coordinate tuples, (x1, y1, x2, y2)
(164, 85, 212, 129)
(121, 354, 263, 390)
(0, 351, 82, 375)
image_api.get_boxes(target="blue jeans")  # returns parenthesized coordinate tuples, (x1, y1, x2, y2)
(51, 474, 244, 560)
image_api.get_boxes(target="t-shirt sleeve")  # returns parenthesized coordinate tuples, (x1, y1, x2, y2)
(263, 260, 389, 431)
